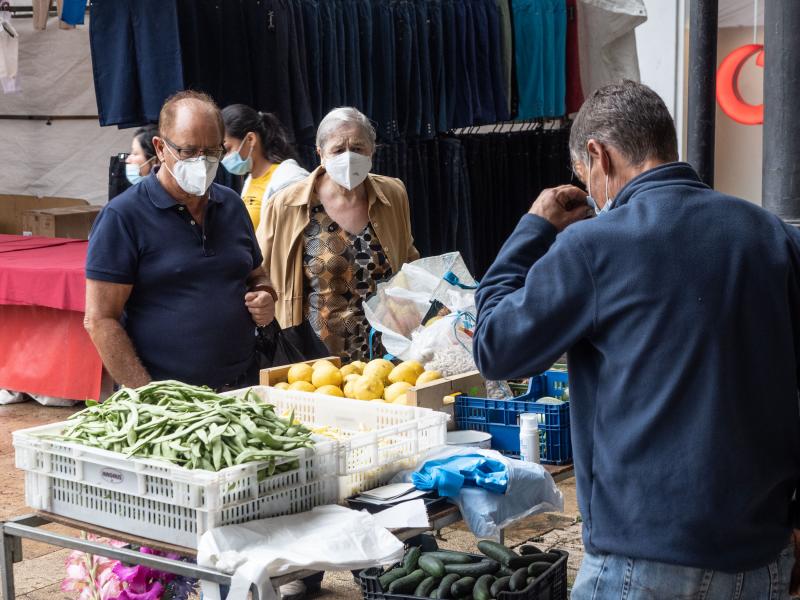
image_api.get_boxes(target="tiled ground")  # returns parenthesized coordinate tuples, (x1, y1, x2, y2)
(0, 400, 583, 599)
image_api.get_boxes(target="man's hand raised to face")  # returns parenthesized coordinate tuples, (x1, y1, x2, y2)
(530, 185, 594, 232)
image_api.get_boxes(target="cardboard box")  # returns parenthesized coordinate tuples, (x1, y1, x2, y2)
(22, 205, 102, 239)
(0, 194, 89, 235)
(259, 356, 342, 386)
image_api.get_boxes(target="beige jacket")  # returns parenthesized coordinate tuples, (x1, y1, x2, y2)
(257, 166, 420, 328)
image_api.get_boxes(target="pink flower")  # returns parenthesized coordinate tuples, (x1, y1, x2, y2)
(113, 581, 164, 600)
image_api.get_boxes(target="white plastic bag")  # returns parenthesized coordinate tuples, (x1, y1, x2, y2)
(392, 446, 564, 540)
(364, 253, 477, 359)
(0, 389, 26, 405)
(197, 504, 404, 600)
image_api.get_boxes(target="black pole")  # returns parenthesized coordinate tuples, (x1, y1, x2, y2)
(686, 0, 718, 187)
(762, 0, 800, 225)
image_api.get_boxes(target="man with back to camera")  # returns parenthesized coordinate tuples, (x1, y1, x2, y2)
(84, 90, 276, 391)
(473, 80, 800, 597)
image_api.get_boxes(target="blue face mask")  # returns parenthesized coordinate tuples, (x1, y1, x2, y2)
(221, 138, 253, 175)
(125, 157, 153, 185)
(586, 154, 613, 215)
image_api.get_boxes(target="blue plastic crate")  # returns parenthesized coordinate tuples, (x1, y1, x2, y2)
(454, 370, 572, 465)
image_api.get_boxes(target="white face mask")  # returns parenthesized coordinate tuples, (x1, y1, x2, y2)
(323, 151, 372, 191)
(586, 153, 613, 215)
(163, 145, 219, 196)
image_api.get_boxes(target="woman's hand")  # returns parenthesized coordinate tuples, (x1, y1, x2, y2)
(245, 290, 276, 327)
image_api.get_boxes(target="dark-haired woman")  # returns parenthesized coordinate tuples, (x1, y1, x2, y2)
(221, 105, 308, 229)
(125, 125, 160, 185)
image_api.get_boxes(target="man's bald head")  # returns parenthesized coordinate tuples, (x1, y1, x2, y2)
(158, 90, 224, 141)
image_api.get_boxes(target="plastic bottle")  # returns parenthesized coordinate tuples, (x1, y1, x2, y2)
(519, 413, 540, 463)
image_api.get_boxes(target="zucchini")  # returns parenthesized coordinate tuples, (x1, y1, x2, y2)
(508, 553, 560, 569)
(415, 576, 439, 597)
(497, 566, 515, 577)
(404, 546, 422, 571)
(519, 544, 543, 555)
(490, 576, 511, 597)
(527, 561, 553, 577)
(378, 566, 407, 589)
(437, 573, 461, 599)
(509, 567, 529, 592)
(388, 568, 427, 594)
(419, 554, 446, 578)
(444, 560, 499, 577)
(477, 540, 518, 566)
(472, 574, 494, 600)
(423, 551, 477, 564)
(451, 576, 476, 598)
(430, 590, 439, 599)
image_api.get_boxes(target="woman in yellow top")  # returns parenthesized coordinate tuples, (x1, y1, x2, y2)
(221, 105, 308, 229)
(260, 107, 420, 362)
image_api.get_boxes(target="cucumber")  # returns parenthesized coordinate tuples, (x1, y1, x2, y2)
(437, 574, 461, 599)
(415, 576, 439, 597)
(422, 551, 477, 564)
(444, 560, 499, 577)
(472, 574, 494, 600)
(404, 546, 422, 571)
(527, 561, 553, 577)
(419, 554, 446, 578)
(508, 553, 560, 569)
(490, 576, 511, 597)
(451, 576, 476, 598)
(430, 590, 439, 599)
(519, 544, 543, 555)
(509, 567, 529, 592)
(497, 566, 515, 577)
(477, 540, 518, 566)
(388, 569, 427, 594)
(378, 566, 407, 589)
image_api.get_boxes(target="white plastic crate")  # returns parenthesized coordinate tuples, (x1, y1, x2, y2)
(14, 422, 338, 548)
(236, 386, 447, 474)
(231, 387, 448, 499)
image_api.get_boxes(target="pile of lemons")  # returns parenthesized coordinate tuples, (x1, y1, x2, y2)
(275, 359, 443, 404)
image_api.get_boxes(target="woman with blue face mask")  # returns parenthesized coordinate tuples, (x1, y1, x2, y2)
(124, 125, 159, 185)
(221, 105, 308, 229)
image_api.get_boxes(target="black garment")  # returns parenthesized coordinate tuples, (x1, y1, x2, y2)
(108, 154, 131, 201)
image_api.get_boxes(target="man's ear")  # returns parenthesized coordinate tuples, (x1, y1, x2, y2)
(587, 139, 611, 177)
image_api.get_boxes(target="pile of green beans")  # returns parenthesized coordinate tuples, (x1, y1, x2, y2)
(48, 381, 314, 473)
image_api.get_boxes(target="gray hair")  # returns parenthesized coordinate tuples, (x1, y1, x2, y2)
(569, 80, 678, 167)
(315, 107, 377, 151)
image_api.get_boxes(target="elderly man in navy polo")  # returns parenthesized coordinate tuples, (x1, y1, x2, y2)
(84, 90, 276, 391)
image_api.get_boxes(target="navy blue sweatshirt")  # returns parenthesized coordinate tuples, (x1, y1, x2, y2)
(474, 163, 800, 572)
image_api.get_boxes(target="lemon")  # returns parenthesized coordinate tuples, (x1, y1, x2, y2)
(343, 380, 357, 399)
(287, 363, 313, 384)
(289, 380, 316, 393)
(312, 359, 336, 371)
(363, 359, 394, 383)
(350, 360, 367, 374)
(388, 361, 425, 385)
(274, 382, 291, 390)
(354, 375, 384, 401)
(384, 381, 413, 403)
(316, 384, 344, 397)
(415, 370, 444, 386)
(344, 373, 361, 385)
(340, 363, 362, 378)
(312, 364, 343, 388)
(393, 393, 412, 405)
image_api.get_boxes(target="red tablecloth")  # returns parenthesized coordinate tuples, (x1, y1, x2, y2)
(0, 235, 102, 400)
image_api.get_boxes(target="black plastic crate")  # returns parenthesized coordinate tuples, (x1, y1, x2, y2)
(359, 549, 568, 600)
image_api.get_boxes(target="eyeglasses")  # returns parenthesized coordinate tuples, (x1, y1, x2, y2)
(161, 137, 225, 162)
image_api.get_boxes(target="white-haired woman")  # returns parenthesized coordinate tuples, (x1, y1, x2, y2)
(258, 106, 419, 362)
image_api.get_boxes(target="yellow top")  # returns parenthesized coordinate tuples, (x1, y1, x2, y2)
(241, 163, 278, 229)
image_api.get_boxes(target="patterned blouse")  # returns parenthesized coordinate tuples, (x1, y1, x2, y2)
(303, 200, 393, 362)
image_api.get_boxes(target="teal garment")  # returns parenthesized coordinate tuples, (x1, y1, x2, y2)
(411, 454, 509, 497)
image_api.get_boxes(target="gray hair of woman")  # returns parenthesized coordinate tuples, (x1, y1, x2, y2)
(315, 107, 377, 153)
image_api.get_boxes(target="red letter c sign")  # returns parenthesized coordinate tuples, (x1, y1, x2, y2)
(716, 44, 764, 125)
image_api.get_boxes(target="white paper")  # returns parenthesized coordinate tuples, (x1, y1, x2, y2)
(359, 482, 416, 500)
(372, 499, 430, 529)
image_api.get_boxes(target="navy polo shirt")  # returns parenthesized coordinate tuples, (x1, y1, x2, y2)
(86, 171, 263, 388)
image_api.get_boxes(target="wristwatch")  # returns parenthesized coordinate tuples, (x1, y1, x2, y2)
(250, 284, 278, 302)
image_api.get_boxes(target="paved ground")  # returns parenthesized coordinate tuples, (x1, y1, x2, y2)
(0, 400, 584, 599)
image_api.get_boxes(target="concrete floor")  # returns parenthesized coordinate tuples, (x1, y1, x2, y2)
(0, 400, 584, 599)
